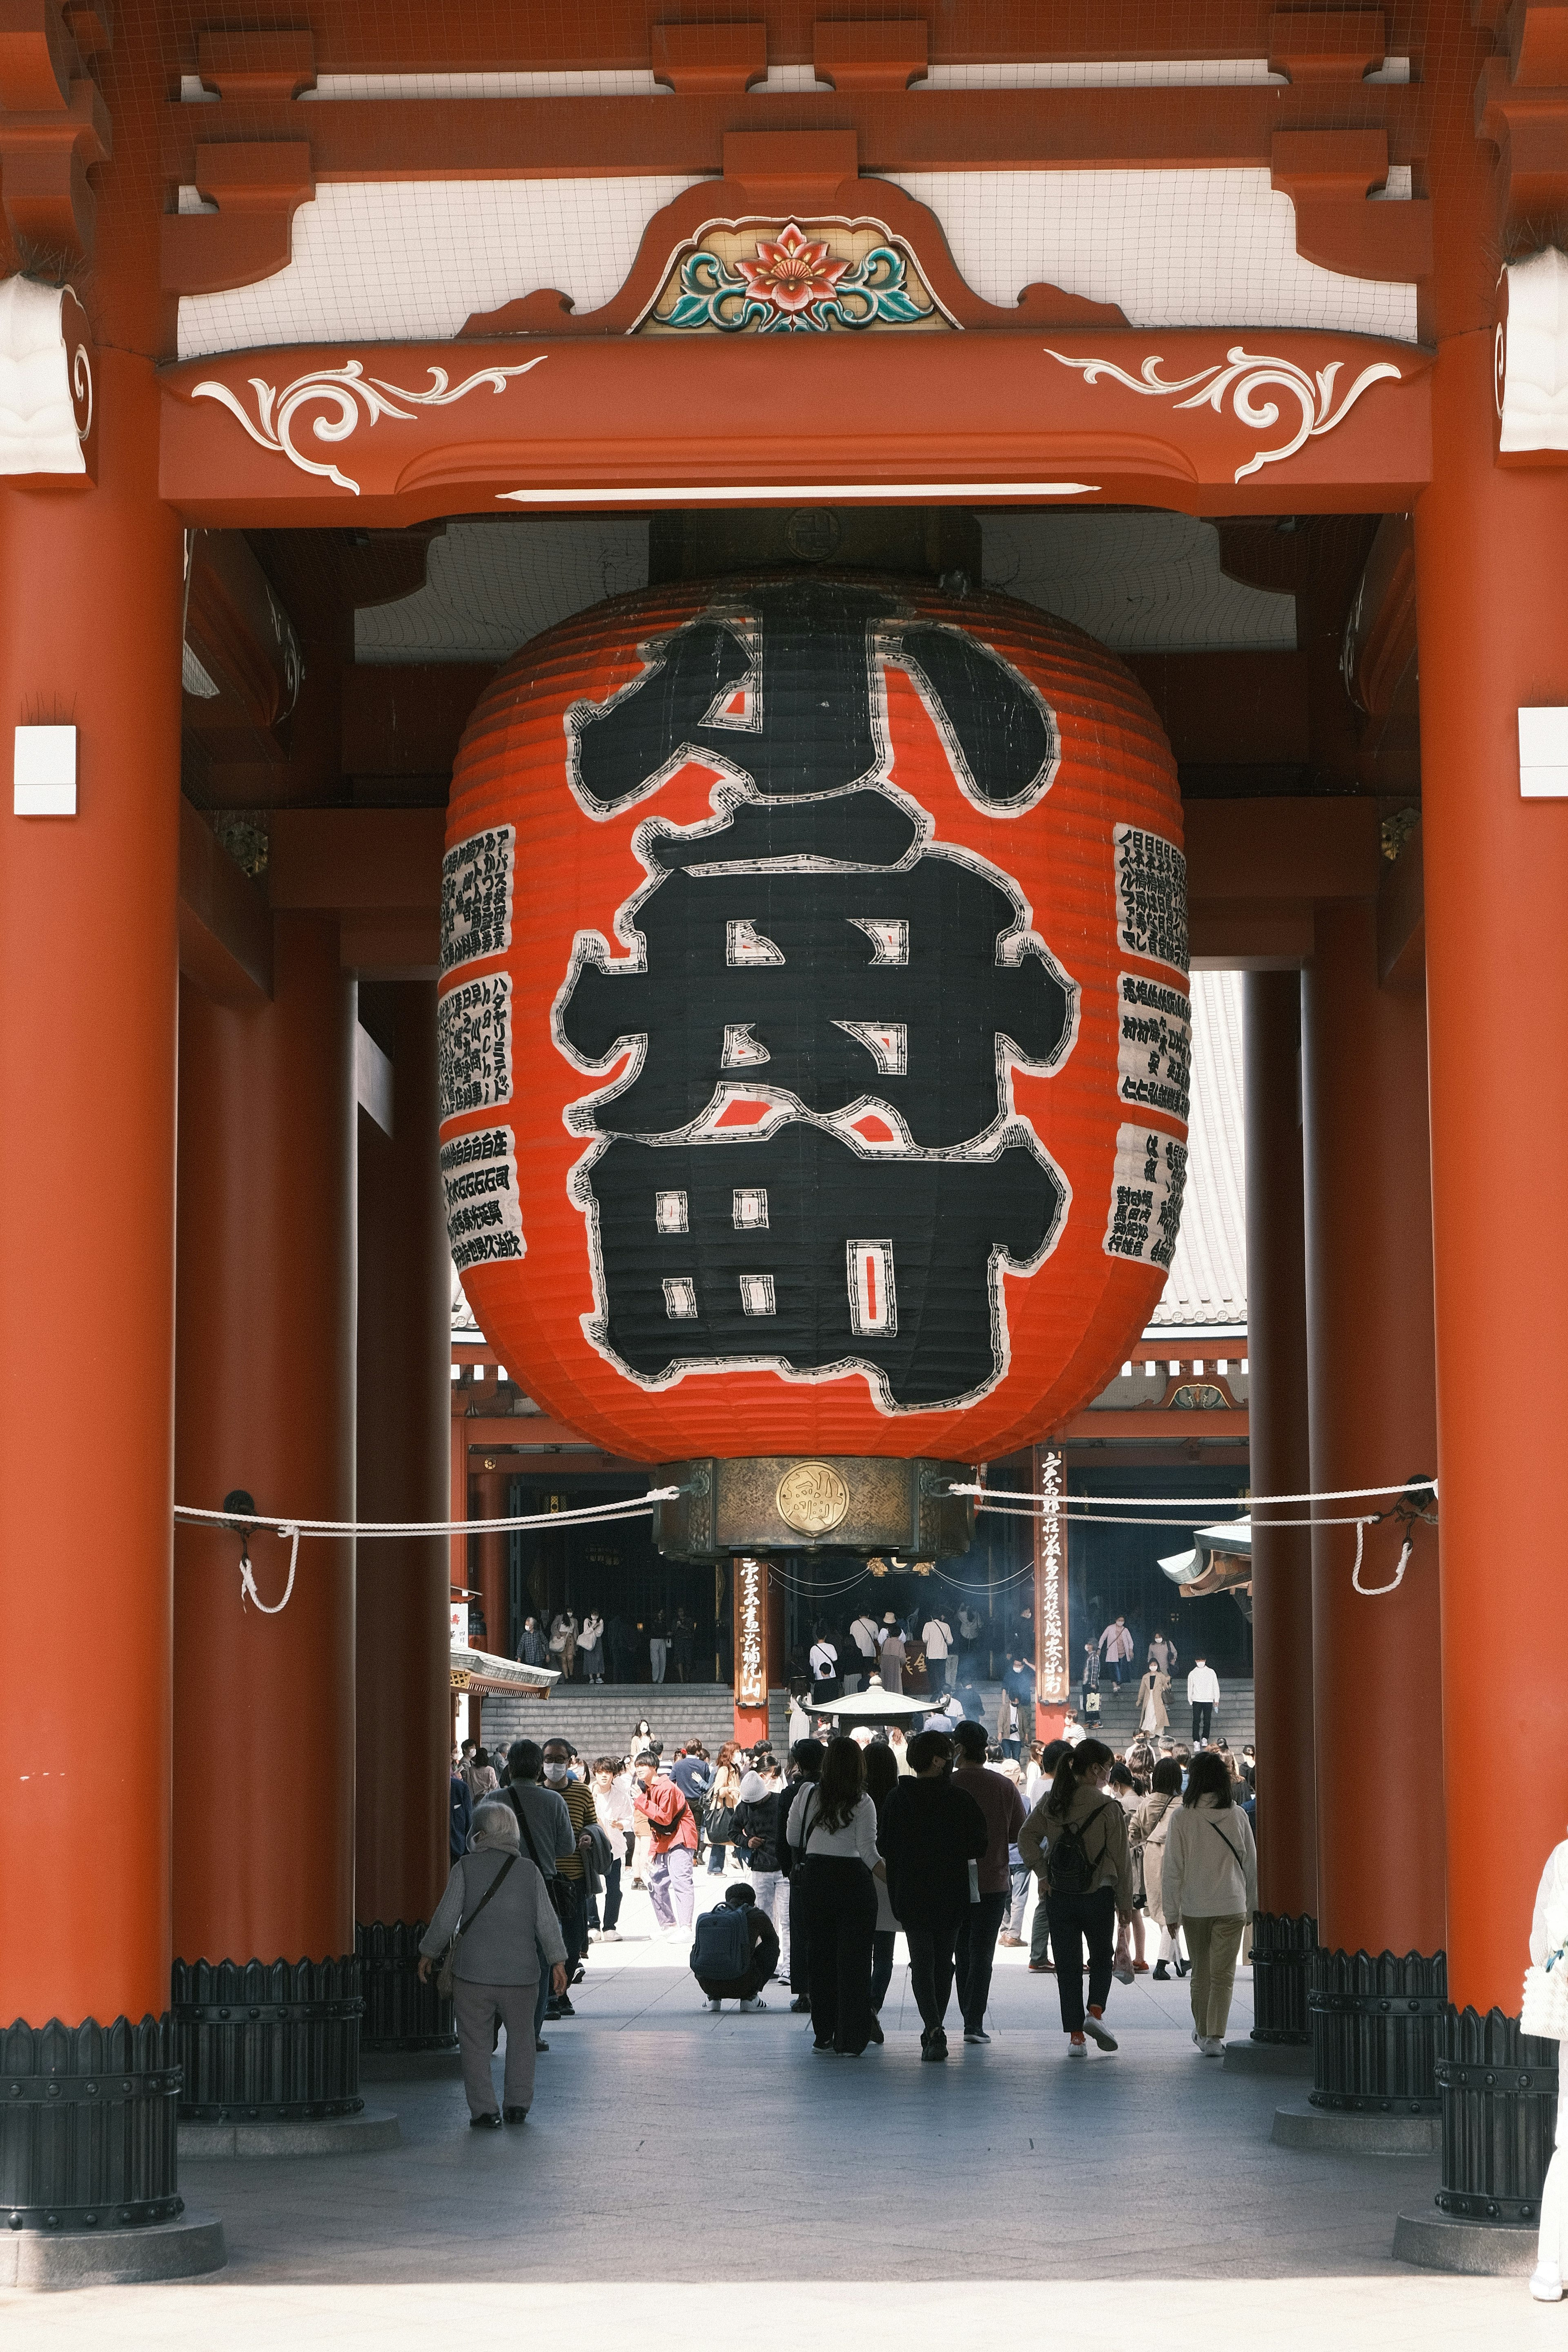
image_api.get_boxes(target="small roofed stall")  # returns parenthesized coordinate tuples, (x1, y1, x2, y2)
(451, 1639, 557, 1748)
(1158, 1521, 1254, 1615)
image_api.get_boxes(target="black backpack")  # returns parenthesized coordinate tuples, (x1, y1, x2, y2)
(1045, 1800, 1109, 1897)
(690, 1904, 752, 1982)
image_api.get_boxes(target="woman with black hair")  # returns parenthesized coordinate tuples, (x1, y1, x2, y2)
(1161, 1747, 1258, 2055)
(862, 1740, 901, 2044)
(1134, 1756, 1189, 1980)
(877, 1730, 989, 2060)
(1018, 1737, 1135, 2055)
(786, 1734, 878, 2055)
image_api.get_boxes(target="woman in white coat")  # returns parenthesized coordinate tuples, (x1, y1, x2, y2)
(1160, 1749, 1257, 2054)
(1526, 1833, 1568, 2299)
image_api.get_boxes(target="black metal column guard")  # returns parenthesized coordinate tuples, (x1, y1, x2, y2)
(1, 2014, 183, 2232)
(170, 1956, 363, 2122)
(1435, 2006, 1559, 2226)
(1252, 1911, 1316, 2044)
(356, 1921, 457, 2052)
(1309, 1945, 1447, 2112)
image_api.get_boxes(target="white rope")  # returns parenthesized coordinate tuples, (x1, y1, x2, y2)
(240, 1526, 299, 1616)
(179, 1488, 681, 1617)
(174, 1489, 678, 1540)
(952, 1478, 1436, 1511)
(975, 1503, 1385, 1529)
(1352, 1526, 1414, 1597)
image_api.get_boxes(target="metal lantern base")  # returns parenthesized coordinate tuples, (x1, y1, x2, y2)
(653, 1456, 975, 1561)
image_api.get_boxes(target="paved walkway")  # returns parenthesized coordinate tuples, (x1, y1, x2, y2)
(2, 1873, 1552, 2348)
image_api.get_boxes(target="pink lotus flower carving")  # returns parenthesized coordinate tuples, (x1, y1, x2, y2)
(734, 223, 850, 316)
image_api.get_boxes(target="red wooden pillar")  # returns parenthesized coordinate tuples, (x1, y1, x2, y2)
(473, 1468, 510, 1662)
(173, 915, 362, 2123)
(0, 351, 193, 2238)
(355, 983, 453, 2053)
(1406, 328, 1568, 2239)
(1243, 970, 1319, 2042)
(1301, 898, 1445, 2104)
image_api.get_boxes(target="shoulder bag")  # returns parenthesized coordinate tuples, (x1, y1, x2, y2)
(1523, 1944, 1568, 2040)
(435, 1853, 517, 1997)
(512, 1792, 577, 1927)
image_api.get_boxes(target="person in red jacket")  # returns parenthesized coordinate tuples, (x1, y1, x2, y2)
(633, 1748, 698, 1938)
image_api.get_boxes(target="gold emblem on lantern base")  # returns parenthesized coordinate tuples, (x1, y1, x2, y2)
(775, 1461, 851, 1536)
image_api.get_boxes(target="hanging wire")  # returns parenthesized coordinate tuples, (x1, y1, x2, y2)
(954, 1477, 1436, 1511)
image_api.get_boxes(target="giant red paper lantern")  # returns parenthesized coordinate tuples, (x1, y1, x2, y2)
(439, 572, 1188, 1464)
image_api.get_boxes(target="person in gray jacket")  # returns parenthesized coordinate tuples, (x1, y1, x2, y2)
(420, 1801, 567, 2127)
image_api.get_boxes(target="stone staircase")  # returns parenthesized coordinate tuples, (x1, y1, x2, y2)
(478, 1680, 790, 1760)
(1085, 1675, 1255, 1752)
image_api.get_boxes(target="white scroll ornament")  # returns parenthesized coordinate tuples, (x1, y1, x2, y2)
(1045, 344, 1402, 483)
(190, 354, 546, 494)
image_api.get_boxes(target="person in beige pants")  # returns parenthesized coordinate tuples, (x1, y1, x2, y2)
(1160, 1750, 1258, 2056)
(419, 1802, 568, 2125)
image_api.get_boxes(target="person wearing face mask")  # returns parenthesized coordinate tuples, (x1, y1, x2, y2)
(539, 1737, 599, 2015)
(587, 1756, 633, 1941)
(503, 1739, 578, 2051)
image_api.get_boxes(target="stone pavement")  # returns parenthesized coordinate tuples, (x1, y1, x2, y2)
(0, 1873, 1553, 2350)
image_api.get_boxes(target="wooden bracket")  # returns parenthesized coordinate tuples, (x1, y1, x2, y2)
(1272, 127, 1432, 280)
(0, 1, 111, 269)
(812, 19, 929, 90)
(160, 141, 315, 296)
(1475, 3, 1568, 247)
(1266, 9, 1388, 82)
(650, 22, 766, 94)
(193, 28, 316, 101)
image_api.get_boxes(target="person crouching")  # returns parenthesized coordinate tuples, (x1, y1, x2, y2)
(691, 1883, 780, 2012)
(419, 1800, 567, 2128)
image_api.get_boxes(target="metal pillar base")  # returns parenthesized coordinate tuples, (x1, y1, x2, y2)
(1250, 1910, 1316, 2044)
(171, 1954, 363, 2121)
(0, 2209, 225, 2290)
(1430, 2006, 1559, 2226)
(1273, 2098, 1441, 2153)
(356, 1921, 457, 2055)
(179, 2108, 399, 2160)
(1308, 1944, 1445, 2113)
(1, 2013, 183, 2239)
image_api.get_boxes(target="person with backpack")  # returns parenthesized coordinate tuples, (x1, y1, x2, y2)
(876, 1730, 989, 2061)
(690, 1882, 780, 2011)
(786, 1733, 880, 2055)
(1018, 1737, 1135, 2054)
(1160, 1747, 1258, 2054)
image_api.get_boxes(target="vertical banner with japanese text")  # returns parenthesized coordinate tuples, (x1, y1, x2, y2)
(734, 1555, 770, 1740)
(1033, 1445, 1069, 1725)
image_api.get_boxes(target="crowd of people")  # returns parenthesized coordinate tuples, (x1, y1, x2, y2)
(435, 1710, 1258, 2124)
(509, 1607, 704, 1684)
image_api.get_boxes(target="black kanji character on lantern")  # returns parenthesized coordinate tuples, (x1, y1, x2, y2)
(577, 1125, 1065, 1408)
(558, 791, 1075, 1147)
(567, 578, 1058, 815)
